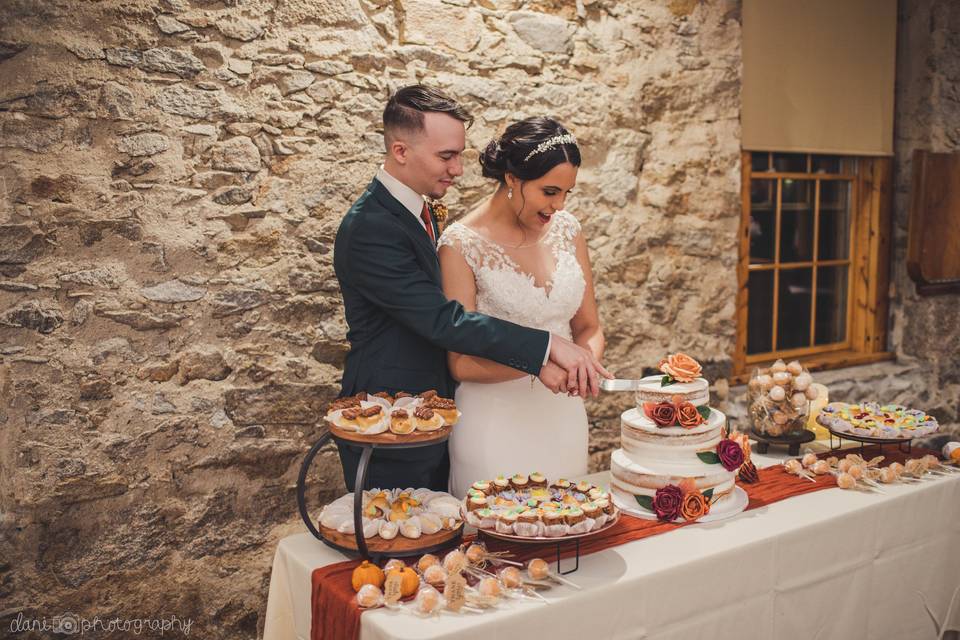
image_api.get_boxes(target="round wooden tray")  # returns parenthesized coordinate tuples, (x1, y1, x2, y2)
(328, 423, 452, 447)
(319, 522, 464, 555)
(476, 511, 621, 544)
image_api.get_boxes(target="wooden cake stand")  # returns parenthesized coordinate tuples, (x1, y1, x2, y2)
(296, 423, 461, 560)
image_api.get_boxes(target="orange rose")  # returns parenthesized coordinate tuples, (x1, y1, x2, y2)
(676, 402, 704, 429)
(679, 490, 709, 521)
(658, 353, 702, 383)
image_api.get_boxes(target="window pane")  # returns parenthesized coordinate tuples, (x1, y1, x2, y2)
(815, 265, 848, 345)
(811, 155, 841, 173)
(747, 270, 774, 354)
(773, 153, 807, 173)
(750, 179, 774, 206)
(751, 152, 771, 172)
(777, 267, 812, 350)
(781, 178, 812, 205)
(780, 207, 814, 263)
(818, 181, 851, 260)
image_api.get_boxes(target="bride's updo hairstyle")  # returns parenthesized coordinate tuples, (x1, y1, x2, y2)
(479, 117, 580, 183)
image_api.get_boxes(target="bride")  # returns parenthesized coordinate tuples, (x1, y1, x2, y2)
(438, 117, 605, 498)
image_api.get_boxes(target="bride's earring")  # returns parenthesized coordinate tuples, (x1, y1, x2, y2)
(507, 187, 513, 200)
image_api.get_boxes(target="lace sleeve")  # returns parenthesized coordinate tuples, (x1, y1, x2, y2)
(437, 223, 482, 272)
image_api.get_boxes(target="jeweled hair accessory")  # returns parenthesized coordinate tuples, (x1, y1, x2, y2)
(523, 133, 578, 162)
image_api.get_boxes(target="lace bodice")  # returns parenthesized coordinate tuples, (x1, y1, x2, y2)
(438, 210, 586, 339)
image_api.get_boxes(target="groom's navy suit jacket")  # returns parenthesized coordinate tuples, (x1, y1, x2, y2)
(332, 178, 549, 491)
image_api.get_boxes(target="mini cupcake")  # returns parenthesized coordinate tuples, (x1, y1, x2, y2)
(551, 478, 572, 490)
(581, 502, 602, 519)
(493, 475, 510, 492)
(518, 509, 540, 525)
(466, 495, 488, 512)
(425, 397, 459, 425)
(389, 408, 414, 434)
(575, 480, 592, 493)
(595, 498, 615, 515)
(498, 511, 519, 527)
(412, 406, 443, 432)
(543, 510, 565, 527)
(471, 480, 491, 495)
(588, 487, 609, 502)
(529, 471, 547, 487)
(563, 507, 585, 526)
(511, 474, 530, 490)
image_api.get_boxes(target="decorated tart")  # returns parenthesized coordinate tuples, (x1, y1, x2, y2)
(816, 402, 938, 439)
(462, 472, 618, 538)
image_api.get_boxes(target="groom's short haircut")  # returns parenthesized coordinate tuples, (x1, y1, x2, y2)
(383, 85, 472, 145)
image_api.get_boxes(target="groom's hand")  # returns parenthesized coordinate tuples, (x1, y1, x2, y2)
(548, 334, 612, 398)
(537, 361, 567, 394)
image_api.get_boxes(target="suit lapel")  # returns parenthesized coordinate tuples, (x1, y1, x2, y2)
(368, 179, 441, 274)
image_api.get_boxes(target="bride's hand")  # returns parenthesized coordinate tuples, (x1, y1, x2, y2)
(537, 361, 567, 394)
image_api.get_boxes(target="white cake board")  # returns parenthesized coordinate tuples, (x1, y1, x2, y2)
(613, 485, 749, 524)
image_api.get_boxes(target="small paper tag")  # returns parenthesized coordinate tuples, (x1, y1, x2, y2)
(444, 573, 466, 612)
(384, 572, 402, 606)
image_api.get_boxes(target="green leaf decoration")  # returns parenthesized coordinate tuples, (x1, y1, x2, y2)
(634, 495, 654, 511)
(660, 375, 673, 387)
(703, 488, 714, 500)
(697, 405, 711, 420)
(697, 451, 721, 464)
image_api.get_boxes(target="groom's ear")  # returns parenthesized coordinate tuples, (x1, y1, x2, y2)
(388, 138, 410, 165)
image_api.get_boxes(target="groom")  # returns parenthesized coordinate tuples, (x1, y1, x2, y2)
(332, 85, 608, 492)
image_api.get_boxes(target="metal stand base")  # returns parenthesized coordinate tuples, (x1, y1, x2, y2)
(478, 530, 583, 575)
(828, 429, 913, 457)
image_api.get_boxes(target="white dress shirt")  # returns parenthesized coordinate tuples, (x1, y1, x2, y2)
(374, 165, 552, 368)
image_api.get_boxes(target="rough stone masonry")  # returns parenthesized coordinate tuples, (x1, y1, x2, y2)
(0, 0, 956, 638)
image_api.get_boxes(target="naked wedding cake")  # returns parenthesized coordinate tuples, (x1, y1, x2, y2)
(610, 354, 745, 519)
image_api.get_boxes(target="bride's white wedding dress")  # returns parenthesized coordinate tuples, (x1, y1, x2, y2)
(438, 210, 589, 498)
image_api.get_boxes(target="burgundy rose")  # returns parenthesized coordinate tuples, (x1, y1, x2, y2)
(652, 484, 684, 521)
(717, 438, 745, 471)
(644, 402, 677, 427)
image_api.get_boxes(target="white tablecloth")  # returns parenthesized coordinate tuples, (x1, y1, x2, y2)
(263, 446, 960, 640)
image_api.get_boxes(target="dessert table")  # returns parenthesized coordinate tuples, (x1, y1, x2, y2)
(263, 444, 960, 640)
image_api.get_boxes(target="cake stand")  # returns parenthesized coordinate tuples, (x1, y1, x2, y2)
(296, 424, 462, 560)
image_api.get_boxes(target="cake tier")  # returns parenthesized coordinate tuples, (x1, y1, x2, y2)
(610, 448, 736, 503)
(620, 406, 727, 467)
(634, 375, 709, 407)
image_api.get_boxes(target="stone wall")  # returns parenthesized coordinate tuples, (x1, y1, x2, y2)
(888, 0, 960, 434)
(0, 1, 742, 637)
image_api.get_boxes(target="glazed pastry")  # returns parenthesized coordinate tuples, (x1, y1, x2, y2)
(339, 407, 362, 428)
(354, 392, 368, 401)
(418, 389, 439, 401)
(412, 406, 443, 432)
(529, 471, 547, 487)
(327, 396, 360, 414)
(394, 391, 413, 399)
(425, 397, 459, 425)
(372, 391, 393, 404)
(357, 405, 384, 429)
(389, 408, 414, 435)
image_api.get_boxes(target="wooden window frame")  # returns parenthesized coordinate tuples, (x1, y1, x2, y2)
(733, 151, 894, 383)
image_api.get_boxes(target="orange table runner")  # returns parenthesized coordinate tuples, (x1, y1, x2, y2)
(310, 447, 935, 640)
